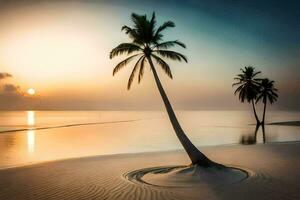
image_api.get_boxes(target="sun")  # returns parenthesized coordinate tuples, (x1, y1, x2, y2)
(27, 88, 36, 95)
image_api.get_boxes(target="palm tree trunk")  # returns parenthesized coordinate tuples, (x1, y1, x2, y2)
(262, 101, 267, 126)
(146, 56, 215, 167)
(253, 124, 259, 144)
(260, 101, 267, 143)
(261, 123, 266, 143)
(251, 99, 260, 126)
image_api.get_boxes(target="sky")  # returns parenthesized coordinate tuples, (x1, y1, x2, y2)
(0, 0, 299, 110)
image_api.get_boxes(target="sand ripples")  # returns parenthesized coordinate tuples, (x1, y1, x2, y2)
(0, 158, 178, 200)
(0, 143, 299, 200)
(124, 165, 250, 188)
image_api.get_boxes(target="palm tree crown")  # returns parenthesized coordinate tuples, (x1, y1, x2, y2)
(232, 66, 261, 102)
(110, 12, 187, 89)
(256, 78, 278, 104)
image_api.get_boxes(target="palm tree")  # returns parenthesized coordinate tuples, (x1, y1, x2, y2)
(256, 78, 278, 126)
(110, 12, 218, 167)
(232, 66, 261, 127)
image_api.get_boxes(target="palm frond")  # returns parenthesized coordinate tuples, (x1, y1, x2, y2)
(255, 93, 263, 104)
(256, 78, 279, 104)
(271, 90, 278, 97)
(138, 57, 147, 83)
(121, 25, 144, 46)
(151, 54, 173, 79)
(121, 25, 132, 34)
(154, 21, 175, 41)
(232, 81, 242, 86)
(155, 21, 175, 34)
(234, 85, 244, 95)
(131, 13, 149, 43)
(154, 40, 186, 50)
(113, 54, 141, 76)
(148, 12, 156, 39)
(253, 71, 262, 77)
(131, 13, 146, 31)
(239, 89, 246, 102)
(110, 43, 142, 59)
(127, 56, 144, 90)
(153, 50, 187, 62)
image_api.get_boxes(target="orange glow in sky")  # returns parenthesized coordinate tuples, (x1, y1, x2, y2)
(0, 2, 298, 110)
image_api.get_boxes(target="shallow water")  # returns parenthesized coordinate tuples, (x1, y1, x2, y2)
(0, 110, 299, 168)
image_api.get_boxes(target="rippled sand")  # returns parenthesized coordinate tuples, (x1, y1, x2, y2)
(0, 142, 299, 200)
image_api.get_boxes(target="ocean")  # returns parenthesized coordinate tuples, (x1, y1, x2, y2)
(0, 110, 299, 168)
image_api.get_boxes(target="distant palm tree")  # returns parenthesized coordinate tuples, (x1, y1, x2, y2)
(110, 12, 217, 167)
(232, 66, 261, 126)
(256, 78, 278, 126)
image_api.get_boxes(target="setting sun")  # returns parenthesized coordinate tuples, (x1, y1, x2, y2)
(27, 88, 35, 95)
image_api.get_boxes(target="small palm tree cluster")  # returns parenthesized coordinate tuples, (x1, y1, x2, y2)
(233, 66, 278, 128)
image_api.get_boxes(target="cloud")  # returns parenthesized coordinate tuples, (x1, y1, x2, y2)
(0, 73, 12, 80)
(3, 84, 20, 93)
(0, 73, 28, 110)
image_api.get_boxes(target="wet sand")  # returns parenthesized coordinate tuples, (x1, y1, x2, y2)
(0, 142, 299, 200)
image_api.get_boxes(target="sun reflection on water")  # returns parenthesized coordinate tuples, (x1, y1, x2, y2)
(27, 111, 35, 154)
(27, 130, 35, 153)
(27, 111, 35, 126)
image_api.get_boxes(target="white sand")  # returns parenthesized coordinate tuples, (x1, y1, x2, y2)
(0, 142, 299, 200)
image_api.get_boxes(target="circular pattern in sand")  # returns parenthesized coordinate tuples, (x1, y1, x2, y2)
(125, 165, 251, 187)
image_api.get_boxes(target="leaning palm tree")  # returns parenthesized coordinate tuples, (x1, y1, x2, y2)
(256, 78, 278, 126)
(110, 12, 219, 167)
(232, 66, 261, 127)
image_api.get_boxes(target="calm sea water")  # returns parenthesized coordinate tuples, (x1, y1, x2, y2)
(0, 110, 299, 168)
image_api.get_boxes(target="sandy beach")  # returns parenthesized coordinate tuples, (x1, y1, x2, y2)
(0, 142, 299, 200)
